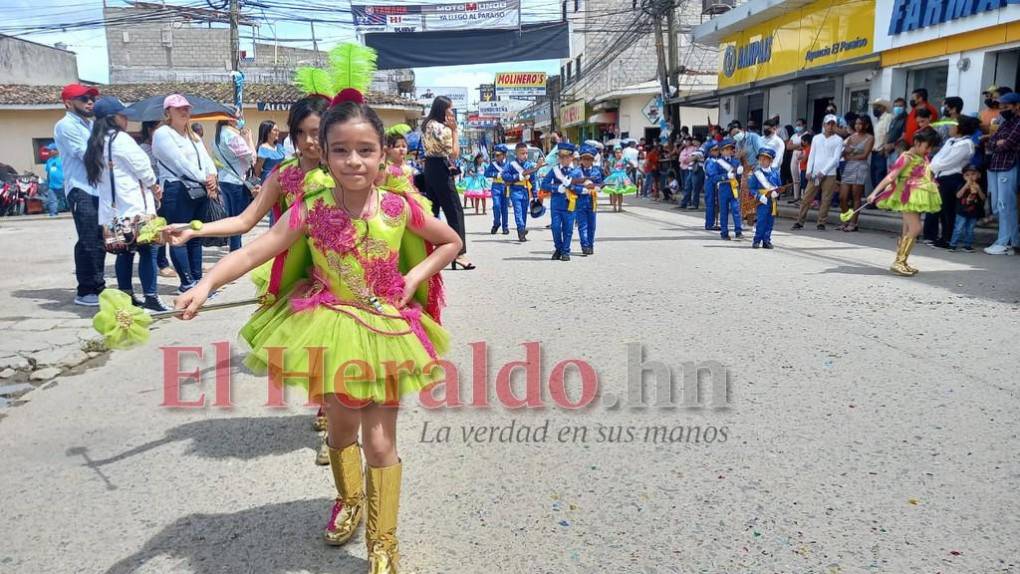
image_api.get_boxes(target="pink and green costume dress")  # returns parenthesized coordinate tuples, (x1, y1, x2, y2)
(244, 176, 448, 403)
(876, 153, 942, 213)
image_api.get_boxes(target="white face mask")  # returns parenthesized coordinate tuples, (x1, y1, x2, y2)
(734, 131, 746, 142)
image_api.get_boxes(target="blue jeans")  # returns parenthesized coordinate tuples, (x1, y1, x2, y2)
(116, 244, 158, 296)
(162, 181, 208, 288)
(950, 215, 977, 248)
(681, 168, 704, 208)
(219, 182, 252, 251)
(988, 166, 1020, 247)
(67, 188, 106, 297)
(643, 173, 656, 197)
(870, 153, 887, 188)
(44, 187, 63, 216)
(551, 208, 575, 255)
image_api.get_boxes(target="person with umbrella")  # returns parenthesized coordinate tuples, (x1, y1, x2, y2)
(152, 94, 218, 293)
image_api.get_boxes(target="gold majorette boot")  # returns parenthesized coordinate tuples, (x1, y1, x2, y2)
(901, 235, 919, 274)
(324, 442, 365, 545)
(365, 461, 402, 574)
(890, 236, 916, 276)
(315, 434, 330, 466)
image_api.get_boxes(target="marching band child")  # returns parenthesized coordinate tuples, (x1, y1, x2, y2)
(485, 144, 510, 234)
(748, 148, 781, 249)
(708, 139, 743, 240)
(574, 143, 604, 255)
(541, 142, 578, 260)
(702, 141, 720, 230)
(502, 142, 542, 242)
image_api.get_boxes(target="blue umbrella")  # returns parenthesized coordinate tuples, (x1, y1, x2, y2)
(122, 94, 234, 122)
(405, 131, 423, 153)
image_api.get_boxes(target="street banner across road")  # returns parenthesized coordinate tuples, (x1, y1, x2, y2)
(352, 0, 520, 32)
(495, 72, 547, 97)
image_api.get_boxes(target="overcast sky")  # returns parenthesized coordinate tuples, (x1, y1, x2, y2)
(9, 0, 561, 107)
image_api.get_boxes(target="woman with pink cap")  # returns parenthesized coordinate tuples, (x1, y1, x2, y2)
(152, 94, 218, 293)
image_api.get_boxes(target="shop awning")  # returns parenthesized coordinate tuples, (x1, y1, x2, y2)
(692, 0, 819, 44)
(588, 112, 618, 124)
(668, 56, 879, 106)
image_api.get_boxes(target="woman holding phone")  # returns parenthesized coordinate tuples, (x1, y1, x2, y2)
(422, 96, 474, 269)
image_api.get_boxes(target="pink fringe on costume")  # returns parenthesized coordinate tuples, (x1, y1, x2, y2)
(306, 200, 356, 255)
(426, 272, 445, 325)
(399, 305, 438, 360)
(279, 166, 307, 229)
(267, 203, 287, 296)
(291, 269, 340, 312)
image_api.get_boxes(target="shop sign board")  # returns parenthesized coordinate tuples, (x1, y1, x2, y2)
(495, 72, 548, 97)
(717, 0, 875, 89)
(560, 100, 585, 127)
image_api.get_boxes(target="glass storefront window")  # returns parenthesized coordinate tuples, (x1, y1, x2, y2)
(907, 65, 948, 105)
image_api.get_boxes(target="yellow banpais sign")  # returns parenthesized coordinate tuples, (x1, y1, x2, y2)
(717, 0, 875, 89)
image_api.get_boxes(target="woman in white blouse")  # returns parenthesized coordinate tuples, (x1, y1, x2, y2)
(925, 115, 978, 247)
(83, 97, 170, 312)
(151, 94, 218, 293)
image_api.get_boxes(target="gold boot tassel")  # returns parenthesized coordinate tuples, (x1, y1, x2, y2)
(366, 461, 402, 574)
(324, 442, 365, 545)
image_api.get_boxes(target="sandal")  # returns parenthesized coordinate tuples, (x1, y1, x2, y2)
(451, 258, 477, 271)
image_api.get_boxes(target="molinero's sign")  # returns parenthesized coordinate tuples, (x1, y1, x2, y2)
(888, 0, 1018, 34)
(495, 72, 547, 97)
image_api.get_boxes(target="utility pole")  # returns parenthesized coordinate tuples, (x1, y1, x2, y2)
(229, 0, 240, 71)
(653, 11, 670, 112)
(310, 20, 321, 65)
(666, 3, 679, 91)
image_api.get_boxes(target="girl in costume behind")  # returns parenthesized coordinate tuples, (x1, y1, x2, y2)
(462, 153, 490, 215)
(602, 147, 637, 212)
(168, 94, 335, 461)
(866, 127, 942, 276)
(176, 91, 461, 574)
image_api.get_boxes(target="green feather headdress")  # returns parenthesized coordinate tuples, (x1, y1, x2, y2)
(292, 42, 378, 101)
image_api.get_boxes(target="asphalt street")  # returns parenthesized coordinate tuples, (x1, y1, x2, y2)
(0, 199, 1017, 573)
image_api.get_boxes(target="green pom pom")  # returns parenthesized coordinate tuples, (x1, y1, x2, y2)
(190, 220, 203, 230)
(92, 289, 154, 349)
(136, 217, 168, 244)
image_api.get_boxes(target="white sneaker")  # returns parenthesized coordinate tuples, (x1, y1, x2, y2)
(984, 244, 1011, 255)
(74, 294, 100, 306)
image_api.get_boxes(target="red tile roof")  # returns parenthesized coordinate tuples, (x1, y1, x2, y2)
(0, 82, 420, 108)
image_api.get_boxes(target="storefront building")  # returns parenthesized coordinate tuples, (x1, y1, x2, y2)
(872, 0, 1020, 112)
(689, 0, 878, 132)
(559, 100, 589, 143)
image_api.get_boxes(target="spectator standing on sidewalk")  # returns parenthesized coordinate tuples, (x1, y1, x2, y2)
(884, 98, 908, 168)
(213, 105, 256, 252)
(139, 121, 176, 278)
(904, 88, 939, 144)
(871, 99, 893, 187)
(84, 97, 171, 313)
(152, 94, 219, 292)
(43, 144, 63, 216)
(983, 91, 1020, 255)
(925, 115, 977, 248)
(792, 115, 844, 231)
(54, 83, 105, 307)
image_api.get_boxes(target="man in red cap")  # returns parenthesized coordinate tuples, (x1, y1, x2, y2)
(54, 83, 105, 306)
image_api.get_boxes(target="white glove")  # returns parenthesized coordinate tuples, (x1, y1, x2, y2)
(759, 194, 768, 205)
(770, 190, 779, 199)
(737, 165, 744, 175)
